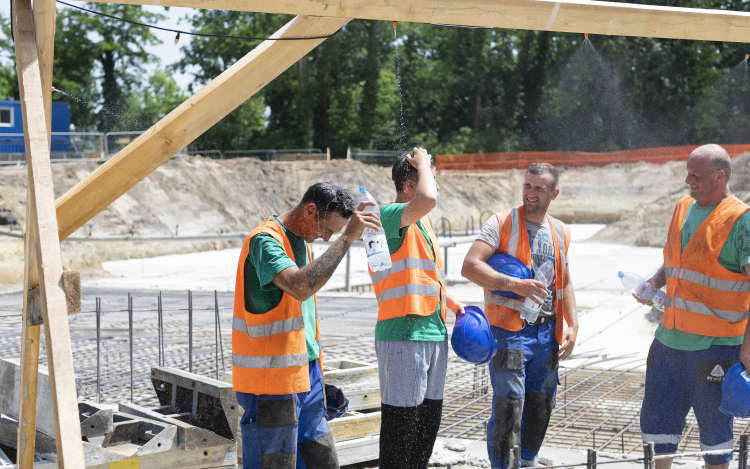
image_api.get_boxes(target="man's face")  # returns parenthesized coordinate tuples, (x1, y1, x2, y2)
(305, 212, 348, 243)
(406, 167, 439, 194)
(522, 172, 558, 215)
(685, 155, 721, 204)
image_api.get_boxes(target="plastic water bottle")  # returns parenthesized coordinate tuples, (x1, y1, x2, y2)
(520, 256, 555, 323)
(618, 271, 665, 311)
(357, 186, 391, 272)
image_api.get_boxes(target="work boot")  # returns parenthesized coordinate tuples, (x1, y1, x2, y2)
(379, 403, 420, 469)
(410, 398, 443, 469)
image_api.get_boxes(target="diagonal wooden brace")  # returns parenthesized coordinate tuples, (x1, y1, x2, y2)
(55, 15, 349, 241)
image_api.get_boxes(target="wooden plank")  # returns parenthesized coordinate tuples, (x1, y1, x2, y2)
(28, 270, 82, 326)
(54, 15, 349, 240)
(12, 0, 85, 466)
(81, 0, 750, 43)
(33, 0, 56, 136)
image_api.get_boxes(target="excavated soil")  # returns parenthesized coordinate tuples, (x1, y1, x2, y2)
(0, 153, 745, 291)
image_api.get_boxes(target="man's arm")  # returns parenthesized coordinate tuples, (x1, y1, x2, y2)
(446, 291, 466, 320)
(400, 147, 438, 228)
(460, 239, 547, 301)
(272, 204, 380, 301)
(559, 268, 578, 360)
(739, 264, 750, 372)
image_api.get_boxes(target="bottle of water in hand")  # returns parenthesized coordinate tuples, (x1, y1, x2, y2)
(357, 186, 391, 272)
(520, 256, 554, 323)
(618, 271, 665, 312)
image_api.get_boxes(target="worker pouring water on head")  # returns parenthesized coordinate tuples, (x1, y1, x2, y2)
(232, 182, 381, 469)
(371, 148, 466, 469)
(631, 144, 750, 469)
(461, 163, 578, 469)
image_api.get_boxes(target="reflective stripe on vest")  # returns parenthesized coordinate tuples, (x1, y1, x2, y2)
(232, 316, 305, 338)
(484, 292, 523, 310)
(665, 267, 750, 293)
(379, 283, 442, 303)
(665, 296, 749, 323)
(232, 352, 308, 369)
(370, 258, 445, 285)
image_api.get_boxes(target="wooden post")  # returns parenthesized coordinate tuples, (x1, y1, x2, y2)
(326, 147, 331, 162)
(54, 15, 349, 240)
(346, 146, 352, 160)
(13, 0, 84, 466)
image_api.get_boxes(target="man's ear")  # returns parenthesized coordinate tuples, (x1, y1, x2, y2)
(551, 188, 560, 200)
(305, 203, 318, 218)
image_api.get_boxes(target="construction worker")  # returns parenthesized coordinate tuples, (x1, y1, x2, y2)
(631, 144, 750, 469)
(461, 163, 578, 469)
(372, 148, 466, 469)
(232, 182, 381, 469)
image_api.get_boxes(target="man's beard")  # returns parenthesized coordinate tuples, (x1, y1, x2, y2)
(523, 199, 550, 214)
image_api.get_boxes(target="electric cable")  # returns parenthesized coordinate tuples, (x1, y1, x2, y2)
(55, 0, 340, 42)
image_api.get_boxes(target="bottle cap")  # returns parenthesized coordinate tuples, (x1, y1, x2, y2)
(359, 186, 367, 193)
(547, 256, 554, 262)
(617, 271, 624, 278)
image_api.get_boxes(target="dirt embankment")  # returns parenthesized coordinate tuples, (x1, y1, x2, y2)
(592, 152, 750, 247)
(0, 154, 733, 290)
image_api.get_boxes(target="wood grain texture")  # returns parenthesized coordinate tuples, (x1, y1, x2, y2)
(80, 0, 750, 42)
(13, 0, 85, 466)
(54, 15, 349, 240)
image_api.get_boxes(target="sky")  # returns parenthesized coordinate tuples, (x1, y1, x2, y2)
(0, 2, 197, 91)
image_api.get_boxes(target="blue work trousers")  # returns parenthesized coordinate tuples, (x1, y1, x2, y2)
(236, 360, 339, 469)
(486, 322, 559, 469)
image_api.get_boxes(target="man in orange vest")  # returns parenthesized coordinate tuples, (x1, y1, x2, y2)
(461, 163, 578, 469)
(232, 182, 381, 469)
(371, 148, 465, 469)
(631, 144, 750, 469)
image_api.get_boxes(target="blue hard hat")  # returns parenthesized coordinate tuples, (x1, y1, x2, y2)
(487, 252, 532, 299)
(451, 305, 498, 364)
(324, 384, 349, 421)
(720, 363, 750, 418)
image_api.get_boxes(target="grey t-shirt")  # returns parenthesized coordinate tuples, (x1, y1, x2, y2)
(478, 214, 558, 317)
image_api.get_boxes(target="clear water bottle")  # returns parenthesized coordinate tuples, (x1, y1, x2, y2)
(618, 271, 665, 312)
(357, 186, 391, 272)
(520, 256, 555, 323)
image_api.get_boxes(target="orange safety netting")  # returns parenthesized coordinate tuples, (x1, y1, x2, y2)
(436, 144, 750, 174)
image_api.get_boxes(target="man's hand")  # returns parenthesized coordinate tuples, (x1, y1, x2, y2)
(511, 278, 548, 304)
(405, 147, 432, 169)
(343, 201, 382, 239)
(631, 277, 657, 306)
(446, 294, 466, 321)
(559, 326, 577, 360)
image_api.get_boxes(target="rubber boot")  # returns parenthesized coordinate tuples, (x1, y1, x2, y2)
(410, 398, 443, 469)
(379, 403, 420, 469)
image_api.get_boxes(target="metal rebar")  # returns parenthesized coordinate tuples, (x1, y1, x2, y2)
(188, 290, 193, 373)
(444, 246, 449, 275)
(214, 290, 220, 380)
(217, 293, 226, 372)
(587, 449, 597, 469)
(158, 291, 163, 366)
(741, 434, 749, 469)
(128, 292, 133, 403)
(345, 251, 351, 292)
(644, 443, 654, 469)
(513, 445, 521, 469)
(96, 297, 101, 404)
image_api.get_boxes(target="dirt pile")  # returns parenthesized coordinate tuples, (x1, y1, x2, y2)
(592, 152, 750, 247)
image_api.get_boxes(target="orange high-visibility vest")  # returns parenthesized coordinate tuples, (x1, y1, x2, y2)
(662, 195, 750, 337)
(232, 218, 321, 395)
(483, 206, 571, 345)
(369, 209, 447, 322)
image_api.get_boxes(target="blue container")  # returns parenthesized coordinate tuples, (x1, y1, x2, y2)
(451, 305, 498, 364)
(487, 252, 533, 299)
(0, 100, 71, 154)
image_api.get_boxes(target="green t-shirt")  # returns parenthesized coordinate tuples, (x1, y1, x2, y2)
(244, 216, 319, 361)
(374, 203, 447, 342)
(655, 201, 750, 351)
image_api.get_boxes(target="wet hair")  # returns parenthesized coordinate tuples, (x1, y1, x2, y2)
(527, 163, 560, 191)
(300, 182, 354, 219)
(392, 154, 436, 193)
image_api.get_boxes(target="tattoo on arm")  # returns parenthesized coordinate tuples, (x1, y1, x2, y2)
(304, 239, 350, 291)
(495, 274, 513, 290)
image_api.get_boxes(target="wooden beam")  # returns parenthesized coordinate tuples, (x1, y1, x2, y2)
(82, 0, 750, 43)
(12, 0, 85, 466)
(54, 15, 349, 240)
(17, 1, 56, 466)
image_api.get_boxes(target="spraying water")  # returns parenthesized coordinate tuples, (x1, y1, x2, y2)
(693, 56, 750, 144)
(392, 23, 408, 150)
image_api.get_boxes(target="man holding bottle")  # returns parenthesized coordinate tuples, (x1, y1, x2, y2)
(370, 148, 465, 469)
(461, 163, 578, 469)
(631, 144, 750, 469)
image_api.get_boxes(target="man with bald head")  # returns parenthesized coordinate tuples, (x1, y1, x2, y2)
(632, 144, 750, 469)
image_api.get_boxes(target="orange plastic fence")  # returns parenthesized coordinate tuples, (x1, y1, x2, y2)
(436, 144, 750, 174)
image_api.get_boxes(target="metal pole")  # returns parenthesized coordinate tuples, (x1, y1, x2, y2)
(512, 445, 521, 469)
(217, 292, 226, 372)
(444, 246, 449, 275)
(96, 297, 101, 404)
(587, 449, 597, 469)
(214, 290, 220, 380)
(740, 434, 749, 469)
(644, 443, 655, 469)
(345, 251, 351, 292)
(128, 292, 133, 403)
(158, 292, 163, 367)
(188, 290, 193, 373)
